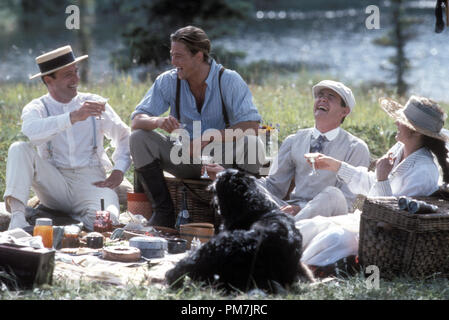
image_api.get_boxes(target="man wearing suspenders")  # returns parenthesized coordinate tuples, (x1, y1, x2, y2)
(130, 26, 264, 228)
(4, 45, 132, 231)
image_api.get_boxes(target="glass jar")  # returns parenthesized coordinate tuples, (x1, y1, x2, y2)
(33, 218, 53, 249)
(62, 225, 80, 248)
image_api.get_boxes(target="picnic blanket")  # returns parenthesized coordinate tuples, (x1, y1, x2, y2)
(54, 249, 187, 287)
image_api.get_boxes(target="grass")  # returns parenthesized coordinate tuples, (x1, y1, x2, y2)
(1, 71, 449, 300)
(3, 271, 449, 300)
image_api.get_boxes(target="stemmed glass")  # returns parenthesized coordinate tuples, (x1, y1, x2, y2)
(96, 98, 108, 120)
(173, 123, 187, 147)
(304, 153, 319, 176)
(200, 155, 213, 179)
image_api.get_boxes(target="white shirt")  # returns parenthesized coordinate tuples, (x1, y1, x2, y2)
(311, 127, 341, 141)
(337, 142, 439, 197)
(260, 127, 370, 209)
(21, 92, 131, 173)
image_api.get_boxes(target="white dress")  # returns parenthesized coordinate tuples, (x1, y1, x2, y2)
(297, 142, 440, 266)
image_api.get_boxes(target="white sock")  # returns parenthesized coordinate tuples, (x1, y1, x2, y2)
(7, 197, 26, 214)
(8, 211, 30, 230)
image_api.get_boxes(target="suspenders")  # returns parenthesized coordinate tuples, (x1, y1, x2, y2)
(175, 67, 230, 128)
(40, 97, 97, 159)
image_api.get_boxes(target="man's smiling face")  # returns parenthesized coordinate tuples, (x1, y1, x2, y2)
(44, 64, 80, 103)
(313, 88, 350, 131)
(170, 41, 202, 81)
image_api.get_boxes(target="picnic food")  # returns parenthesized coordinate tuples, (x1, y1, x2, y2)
(102, 246, 141, 262)
(33, 218, 53, 249)
(93, 199, 113, 232)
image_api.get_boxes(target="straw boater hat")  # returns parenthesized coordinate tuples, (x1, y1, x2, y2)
(29, 45, 88, 80)
(379, 95, 449, 142)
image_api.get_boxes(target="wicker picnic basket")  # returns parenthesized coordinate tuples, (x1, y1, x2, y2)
(358, 196, 449, 279)
(164, 174, 221, 230)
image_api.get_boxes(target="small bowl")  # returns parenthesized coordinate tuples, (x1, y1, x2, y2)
(167, 238, 187, 254)
(86, 232, 104, 249)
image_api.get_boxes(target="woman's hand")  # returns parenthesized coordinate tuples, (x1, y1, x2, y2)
(280, 205, 301, 216)
(376, 152, 395, 181)
(306, 153, 342, 172)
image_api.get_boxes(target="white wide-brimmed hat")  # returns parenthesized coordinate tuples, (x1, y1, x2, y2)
(312, 80, 356, 113)
(29, 45, 88, 80)
(379, 95, 449, 142)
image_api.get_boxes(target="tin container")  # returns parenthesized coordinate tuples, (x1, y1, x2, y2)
(86, 232, 104, 249)
(179, 223, 214, 249)
(129, 236, 167, 259)
(167, 238, 187, 254)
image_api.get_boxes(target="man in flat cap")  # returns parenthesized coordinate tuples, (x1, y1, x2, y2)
(205, 80, 371, 220)
(4, 45, 132, 231)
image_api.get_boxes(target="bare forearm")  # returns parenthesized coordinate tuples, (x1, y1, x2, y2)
(131, 114, 160, 131)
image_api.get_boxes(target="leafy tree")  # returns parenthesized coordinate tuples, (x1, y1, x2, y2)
(113, 0, 253, 72)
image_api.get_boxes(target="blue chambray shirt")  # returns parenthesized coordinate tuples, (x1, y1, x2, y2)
(131, 60, 262, 138)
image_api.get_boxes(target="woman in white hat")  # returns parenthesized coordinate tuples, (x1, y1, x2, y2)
(297, 96, 449, 276)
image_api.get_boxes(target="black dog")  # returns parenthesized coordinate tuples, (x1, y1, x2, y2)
(165, 169, 313, 293)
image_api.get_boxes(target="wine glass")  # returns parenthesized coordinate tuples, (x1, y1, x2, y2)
(172, 123, 187, 147)
(95, 98, 108, 120)
(304, 153, 319, 176)
(200, 155, 213, 179)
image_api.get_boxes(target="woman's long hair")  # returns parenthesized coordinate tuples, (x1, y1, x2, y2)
(422, 135, 449, 184)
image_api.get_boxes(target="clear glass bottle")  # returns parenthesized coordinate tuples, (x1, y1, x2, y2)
(175, 187, 190, 230)
(33, 218, 53, 249)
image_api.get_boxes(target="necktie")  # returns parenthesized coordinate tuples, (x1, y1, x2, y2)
(310, 135, 327, 153)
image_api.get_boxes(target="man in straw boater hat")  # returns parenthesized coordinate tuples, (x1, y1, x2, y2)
(295, 96, 449, 275)
(4, 45, 132, 231)
(205, 80, 371, 220)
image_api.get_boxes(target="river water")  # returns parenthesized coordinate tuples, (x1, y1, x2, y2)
(1, 1, 449, 101)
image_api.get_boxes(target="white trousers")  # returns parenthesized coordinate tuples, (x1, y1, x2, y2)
(292, 186, 349, 221)
(3, 141, 123, 231)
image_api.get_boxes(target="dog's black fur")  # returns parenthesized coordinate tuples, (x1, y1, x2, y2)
(165, 169, 313, 293)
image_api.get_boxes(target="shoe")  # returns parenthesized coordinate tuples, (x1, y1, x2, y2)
(136, 160, 176, 228)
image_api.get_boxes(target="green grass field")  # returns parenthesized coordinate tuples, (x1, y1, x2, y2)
(1, 73, 449, 300)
